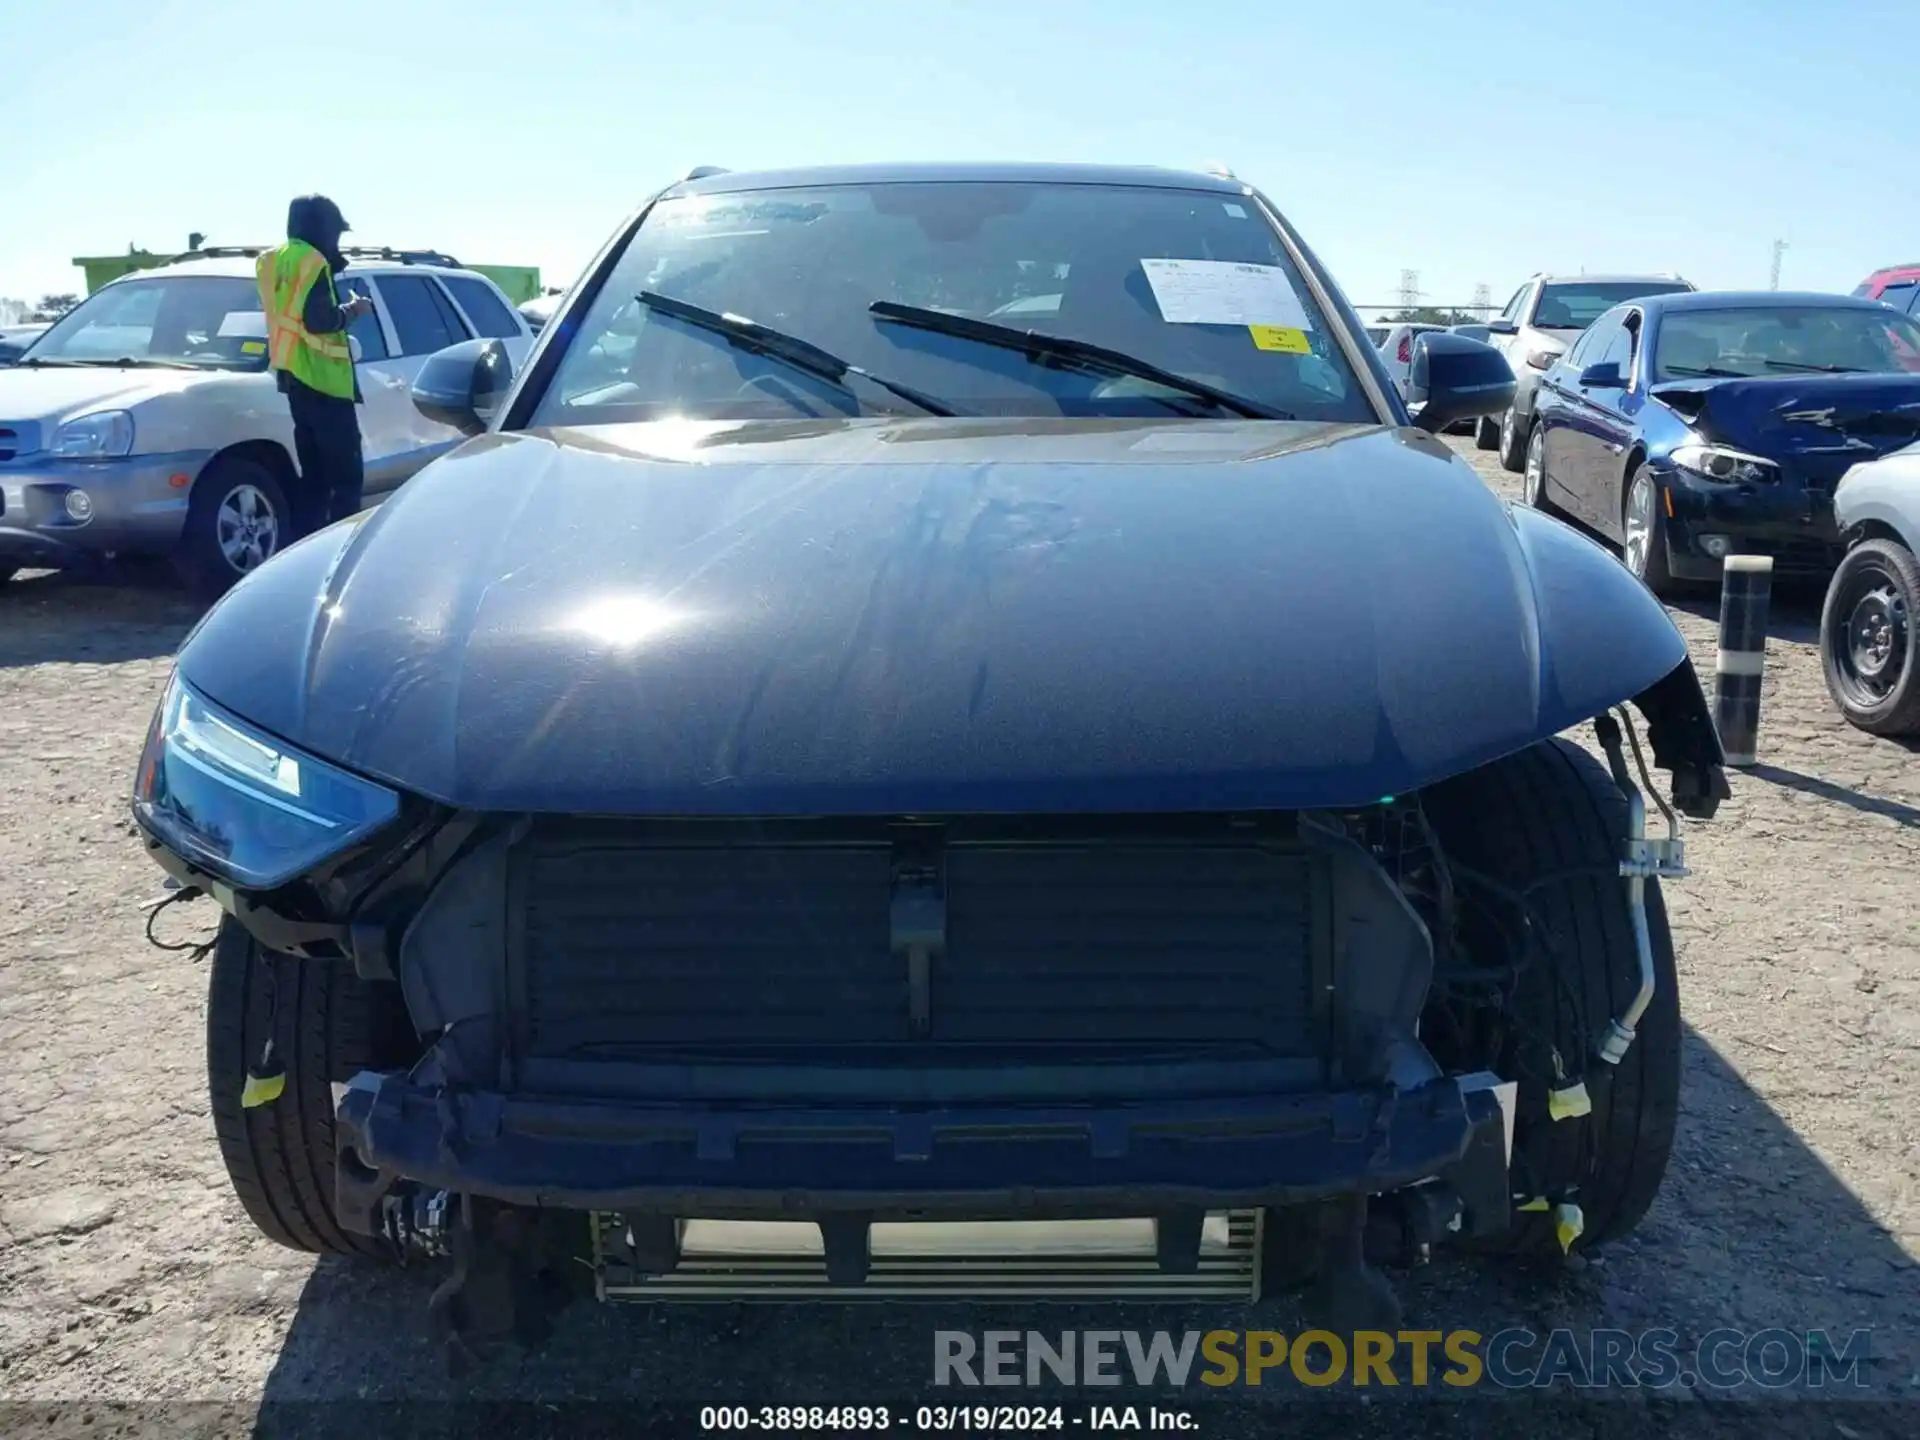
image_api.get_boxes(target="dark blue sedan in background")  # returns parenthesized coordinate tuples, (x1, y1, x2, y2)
(1524, 291, 1920, 594)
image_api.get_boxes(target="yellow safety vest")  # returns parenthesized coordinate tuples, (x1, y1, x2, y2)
(255, 241, 355, 400)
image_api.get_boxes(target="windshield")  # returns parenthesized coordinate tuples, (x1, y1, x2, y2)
(1653, 306, 1920, 382)
(22, 276, 269, 370)
(1532, 281, 1690, 331)
(527, 181, 1375, 426)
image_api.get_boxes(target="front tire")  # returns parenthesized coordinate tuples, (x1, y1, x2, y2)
(1820, 537, 1920, 735)
(207, 917, 413, 1258)
(1473, 414, 1499, 451)
(173, 457, 291, 598)
(1521, 422, 1557, 515)
(1422, 738, 1681, 1258)
(1497, 404, 1527, 472)
(1621, 466, 1677, 598)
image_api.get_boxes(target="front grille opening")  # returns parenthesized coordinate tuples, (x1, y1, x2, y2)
(509, 815, 1327, 1073)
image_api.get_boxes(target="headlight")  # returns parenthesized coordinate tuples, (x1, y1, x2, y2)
(1671, 441, 1778, 484)
(132, 676, 400, 889)
(52, 409, 135, 459)
(1525, 347, 1561, 371)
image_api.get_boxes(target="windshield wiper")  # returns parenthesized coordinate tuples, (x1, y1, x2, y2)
(868, 301, 1294, 420)
(21, 356, 197, 370)
(1761, 359, 1868, 374)
(634, 291, 954, 416)
(1661, 364, 1750, 380)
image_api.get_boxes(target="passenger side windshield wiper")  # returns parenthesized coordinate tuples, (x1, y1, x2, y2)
(633, 291, 954, 416)
(868, 301, 1295, 420)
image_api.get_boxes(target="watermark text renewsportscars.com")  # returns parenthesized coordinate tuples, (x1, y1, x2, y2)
(933, 1328, 1872, 1391)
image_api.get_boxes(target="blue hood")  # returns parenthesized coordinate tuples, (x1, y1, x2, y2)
(176, 416, 1688, 815)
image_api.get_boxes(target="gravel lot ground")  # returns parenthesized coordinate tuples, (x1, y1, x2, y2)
(1, 435, 1916, 1437)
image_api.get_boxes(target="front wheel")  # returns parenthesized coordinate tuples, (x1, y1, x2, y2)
(1473, 414, 1499, 451)
(207, 917, 414, 1258)
(173, 457, 291, 598)
(1820, 538, 1920, 735)
(1422, 738, 1681, 1258)
(1621, 466, 1677, 598)
(1497, 404, 1527, 472)
(1522, 423, 1557, 515)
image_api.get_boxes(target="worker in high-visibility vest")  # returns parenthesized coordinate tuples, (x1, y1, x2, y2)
(256, 195, 373, 538)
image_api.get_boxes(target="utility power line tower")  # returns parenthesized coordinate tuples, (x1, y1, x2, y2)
(1769, 239, 1788, 291)
(1397, 269, 1422, 313)
(1470, 283, 1492, 318)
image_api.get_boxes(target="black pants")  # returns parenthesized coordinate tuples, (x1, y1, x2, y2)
(286, 381, 365, 538)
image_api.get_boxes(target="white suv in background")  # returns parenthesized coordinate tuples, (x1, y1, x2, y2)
(1476, 272, 1694, 471)
(0, 247, 534, 594)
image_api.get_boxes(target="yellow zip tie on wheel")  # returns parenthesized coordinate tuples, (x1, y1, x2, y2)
(1553, 1202, 1585, 1255)
(240, 1071, 285, 1107)
(1548, 1081, 1593, 1121)
(241, 1038, 286, 1108)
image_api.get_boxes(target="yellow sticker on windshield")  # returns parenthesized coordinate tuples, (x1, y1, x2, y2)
(1249, 325, 1310, 354)
(241, 340, 265, 354)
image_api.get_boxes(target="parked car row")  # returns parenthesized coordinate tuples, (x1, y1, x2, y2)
(1432, 270, 1919, 737)
(0, 248, 535, 592)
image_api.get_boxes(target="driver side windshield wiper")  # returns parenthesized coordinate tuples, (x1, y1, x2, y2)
(21, 356, 197, 370)
(868, 301, 1294, 420)
(633, 291, 955, 416)
(1761, 359, 1868, 374)
(1661, 364, 1750, 379)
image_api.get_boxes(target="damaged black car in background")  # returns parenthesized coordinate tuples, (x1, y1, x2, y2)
(1524, 289, 1920, 595)
(133, 162, 1728, 1370)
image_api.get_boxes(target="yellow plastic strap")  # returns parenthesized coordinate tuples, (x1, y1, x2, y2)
(1554, 1202, 1585, 1254)
(1548, 1081, 1593, 1121)
(240, 1070, 286, 1108)
(1518, 1196, 1551, 1213)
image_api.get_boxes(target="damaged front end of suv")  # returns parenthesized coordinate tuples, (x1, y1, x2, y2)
(131, 163, 1729, 1374)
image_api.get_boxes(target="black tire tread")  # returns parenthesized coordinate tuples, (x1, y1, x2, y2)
(1820, 538, 1920, 736)
(1422, 737, 1681, 1256)
(206, 918, 398, 1259)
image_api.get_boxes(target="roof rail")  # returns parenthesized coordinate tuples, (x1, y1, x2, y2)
(339, 245, 464, 269)
(683, 165, 730, 181)
(161, 244, 272, 264)
(156, 243, 466, 270)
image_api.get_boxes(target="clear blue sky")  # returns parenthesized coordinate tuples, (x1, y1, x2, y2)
(4, 0, 1914, 309)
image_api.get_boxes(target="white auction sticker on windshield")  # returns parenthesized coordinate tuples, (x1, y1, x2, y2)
(1140, 258, 1312, 329)
(216, 310, 268, 338)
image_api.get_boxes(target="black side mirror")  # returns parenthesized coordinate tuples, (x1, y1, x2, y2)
(1405, 333, 1517, 434)
(1578, 361, 1626, 389)
(1487, 318, 1519, 336)
(412, 338, 514, 437)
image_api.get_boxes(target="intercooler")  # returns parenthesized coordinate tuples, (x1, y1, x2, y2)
(591, 1211, 1265, 1301)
